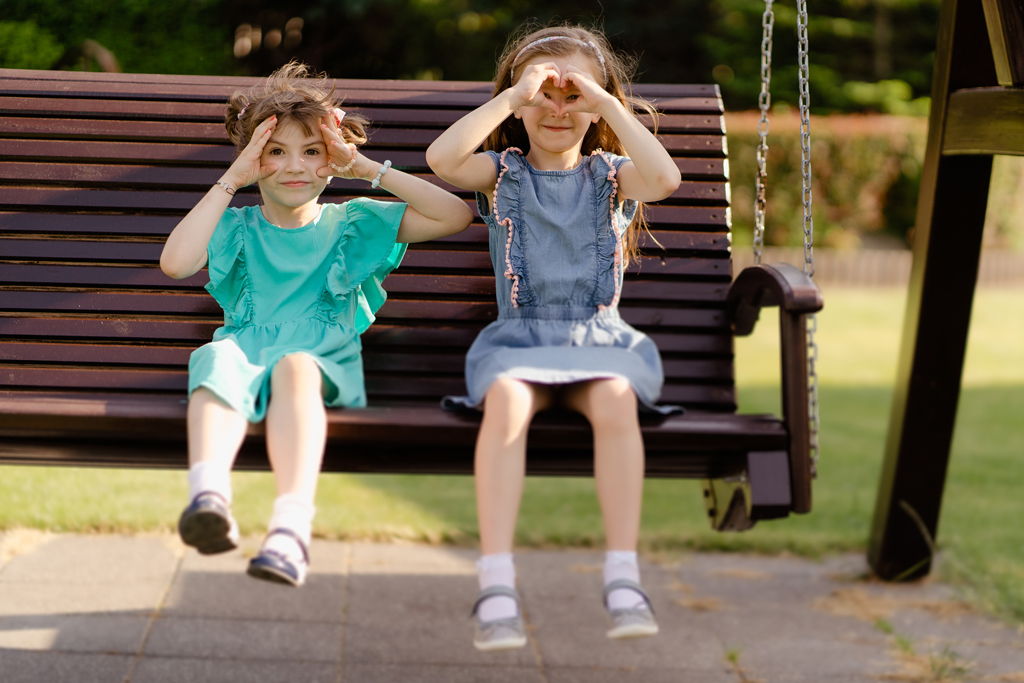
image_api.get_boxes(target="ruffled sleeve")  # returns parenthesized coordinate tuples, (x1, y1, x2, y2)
(323, 198, 409, 334)
(204, 207, 252, 325)
(589, 151, 638, 231)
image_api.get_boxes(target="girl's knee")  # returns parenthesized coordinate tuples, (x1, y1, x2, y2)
(485, 376, 534, 405)
(580, 378, 638, 426)
(271, 353, 323, 392)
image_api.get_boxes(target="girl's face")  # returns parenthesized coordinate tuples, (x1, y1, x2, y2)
(256, 117, 329, 213)
(514, 52, 603, 162)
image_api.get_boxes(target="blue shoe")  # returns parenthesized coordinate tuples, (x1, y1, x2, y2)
(247, 528, 309, 587)
(178, 491, 239, 555)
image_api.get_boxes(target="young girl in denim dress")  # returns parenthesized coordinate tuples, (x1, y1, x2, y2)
(160, 62, 472, 587)
(426, 25, 681, 649)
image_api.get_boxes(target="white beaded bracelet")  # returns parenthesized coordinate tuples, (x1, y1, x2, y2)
(214, 179, 236, 196)
(370, 160, 392, 189)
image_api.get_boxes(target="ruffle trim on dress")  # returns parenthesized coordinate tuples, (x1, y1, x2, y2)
(321, 198, 408, 334)
(493, 147, 530, 308)
(204, 210, 254, 326)
(590, 149, 625, 310)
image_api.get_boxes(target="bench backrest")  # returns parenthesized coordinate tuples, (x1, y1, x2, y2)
(0, 69, 734, 412)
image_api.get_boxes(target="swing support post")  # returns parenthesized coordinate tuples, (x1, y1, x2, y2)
(868, 0, 1023, 580)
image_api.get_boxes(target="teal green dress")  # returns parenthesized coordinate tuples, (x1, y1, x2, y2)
(188, 199, 408, 422)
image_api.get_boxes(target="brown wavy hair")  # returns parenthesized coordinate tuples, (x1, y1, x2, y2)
(486, 24, 662, 266)
(225, 61, 368, 152)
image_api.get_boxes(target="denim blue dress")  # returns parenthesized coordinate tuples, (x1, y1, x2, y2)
(188, 200, 407, 422)
(445, 148, 671, 413)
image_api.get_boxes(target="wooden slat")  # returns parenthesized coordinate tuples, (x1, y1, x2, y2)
(942, 87, 1024, 156)
(0, 190, 729, 229)
(0, 98, 724, 135)
(0, 140, 729, 182)
(0, 315, 731, 355)
(0, 292, 729, 330)
(0, 164, 729, 205)
(0, 240, 731, 278)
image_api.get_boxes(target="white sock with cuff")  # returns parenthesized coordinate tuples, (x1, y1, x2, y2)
(263, 493, 315, 559)
(476, 552, 518, 621)
(187, 461, 232, 503)
(604, 550, 649, 611)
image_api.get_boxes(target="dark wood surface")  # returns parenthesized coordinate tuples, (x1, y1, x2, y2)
(0, 68, 814, 499)
(869, 0, 1008, 580)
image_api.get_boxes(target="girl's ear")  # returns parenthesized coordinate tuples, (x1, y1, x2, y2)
(513, 107, 523, 120)
(590, 112, 601, 125)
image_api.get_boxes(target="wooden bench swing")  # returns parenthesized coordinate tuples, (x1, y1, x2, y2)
(0, 28, 822, 531)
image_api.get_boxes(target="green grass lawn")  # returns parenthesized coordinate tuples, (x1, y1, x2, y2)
(2, 287, 1022, 620)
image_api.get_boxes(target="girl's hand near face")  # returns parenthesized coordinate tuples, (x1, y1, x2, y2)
(559, 69, 615, 115)
(510, 62, 562, 111)
(222, 115, 280, 189)
(317, 114, 375, 180)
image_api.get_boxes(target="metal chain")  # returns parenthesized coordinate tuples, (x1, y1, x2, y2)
(753, 0, 775, 265)
(795, 0, 820, 473)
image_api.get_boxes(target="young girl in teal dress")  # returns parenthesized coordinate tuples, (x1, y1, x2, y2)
(161, 62, 472, 587)
(427, 26, 681, 649)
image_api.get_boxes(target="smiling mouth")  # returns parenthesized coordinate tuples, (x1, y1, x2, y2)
(281, 181, 310, 187)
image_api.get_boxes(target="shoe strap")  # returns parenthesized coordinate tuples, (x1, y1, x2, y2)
(194, 490, 230, 506)
(264, 527, 310, 564)
(470, 584, 520, 617)
(602, 578, 655, 614)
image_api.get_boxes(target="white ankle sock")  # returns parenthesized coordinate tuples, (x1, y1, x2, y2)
(187, 461, 232, 503)
(265, 493, 315, 555)
(604, 550, 649, 611)
(476, 552, 518, 621)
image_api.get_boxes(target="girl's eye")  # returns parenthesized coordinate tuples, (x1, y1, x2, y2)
(543, 92, 552, 99)
(566, 94, 580, 102)
(305, 148, 320, 156)
(268, 148, 283, 155)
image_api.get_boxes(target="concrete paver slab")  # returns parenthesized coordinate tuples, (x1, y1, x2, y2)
(130, 656, 338, 683)
(143, 616, 342, 661)
(0, 650, 134, 683)
(0, 534, 1020, 682)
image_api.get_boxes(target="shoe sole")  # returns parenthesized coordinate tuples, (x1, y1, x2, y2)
(246, 561, 304, 587)
(607, 624, 659, 639)
(473, 636, 527, 651)
(179, 510, 238, 555)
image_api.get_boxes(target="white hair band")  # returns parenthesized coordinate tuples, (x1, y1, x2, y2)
(510, 36, 606, 81)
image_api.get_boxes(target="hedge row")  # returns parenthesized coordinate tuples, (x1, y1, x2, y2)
(723, 113, 1024, 251)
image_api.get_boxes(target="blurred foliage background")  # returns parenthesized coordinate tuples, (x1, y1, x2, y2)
(3, 0, 1022, 251)
(0, 0, 942, 112)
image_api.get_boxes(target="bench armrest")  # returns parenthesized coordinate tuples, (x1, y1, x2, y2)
(726, 263, 823, 514)
(727, 263, 823, 335)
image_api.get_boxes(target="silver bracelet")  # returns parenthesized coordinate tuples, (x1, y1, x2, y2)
(370, 160, 392, 189)
(214, 179, 236, 196)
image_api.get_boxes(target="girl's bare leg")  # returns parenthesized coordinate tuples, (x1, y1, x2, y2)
(180, 387, 248, 553)
(265, 353, 327, 502)
(257, 353, 327, 573)
(563, 378, 656, 632)
(186, 387, 248, 497)
(473, 377, 552, 625)
(562, 377, 644, 551)
(475, 377, 552, 554)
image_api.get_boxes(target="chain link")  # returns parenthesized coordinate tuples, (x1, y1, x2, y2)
(795, 0, 821, 473)
(753, 0, 775, 266)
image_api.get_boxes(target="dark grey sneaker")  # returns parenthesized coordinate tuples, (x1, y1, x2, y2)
(471, 585, 527, 651)
(178, 491, 239, 555)
(603, 578, 659, 639)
